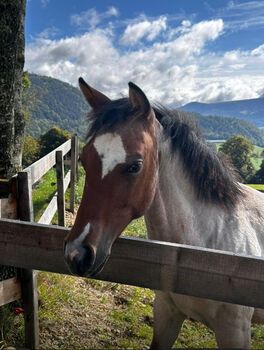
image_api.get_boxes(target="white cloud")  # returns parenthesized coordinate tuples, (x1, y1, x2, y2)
(220, 1, 264, 30)
(165, 20, 224, 62)
(37, 26, 60, 39)
(120, 16, 167, 45)
(71, 7, 118, 29)
(41, 0, 50, 8)
(106, 6, 119, 17)
(227, 1, 264, 11)
(251, 44, 264, 56)
(25, 16, 264, 107)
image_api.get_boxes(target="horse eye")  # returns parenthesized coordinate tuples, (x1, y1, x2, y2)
(126, 161, 143, 174)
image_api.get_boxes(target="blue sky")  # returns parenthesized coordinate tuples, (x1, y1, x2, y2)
(25, 0, 264, 106)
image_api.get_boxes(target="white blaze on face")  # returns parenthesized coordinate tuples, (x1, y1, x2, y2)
(93, 133, 126, 179)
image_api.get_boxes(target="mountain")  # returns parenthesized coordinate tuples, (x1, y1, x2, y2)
(180, 97, 264, 127)
(187, 111, 264, 146)
(26, 73, 88, 140)
(26, 74, 264, 146)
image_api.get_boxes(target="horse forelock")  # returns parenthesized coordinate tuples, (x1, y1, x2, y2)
(86, 98, 136, 140)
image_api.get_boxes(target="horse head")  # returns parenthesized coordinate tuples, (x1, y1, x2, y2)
(64, 78, 159, 277)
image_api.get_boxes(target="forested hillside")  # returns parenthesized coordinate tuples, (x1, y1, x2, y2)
(190, 112, 264, 146)
(26, 74, 88, 139)
(26, 74, 264, 145)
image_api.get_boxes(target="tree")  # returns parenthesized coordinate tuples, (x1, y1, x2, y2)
(0, 0, 26, 178)
(22, 135, 40, 167)
(219, 135, 255, 183)
(250, 159, 264, 184)
(0, 0, 27, 326)
(22, 71, 36, 122)
(39, 126, 71, 157)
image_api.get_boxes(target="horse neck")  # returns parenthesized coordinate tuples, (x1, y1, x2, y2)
(144, 137, 225, 247)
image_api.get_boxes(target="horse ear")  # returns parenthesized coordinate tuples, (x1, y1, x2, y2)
(79, 77, 110, 110)
(128, 82, 151, 116)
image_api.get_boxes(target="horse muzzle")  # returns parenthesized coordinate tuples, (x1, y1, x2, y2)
(64, 226, 110, 277)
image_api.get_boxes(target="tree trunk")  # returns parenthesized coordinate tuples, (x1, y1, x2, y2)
(0, 0, 26, 280)
(0, 0, 26, 178)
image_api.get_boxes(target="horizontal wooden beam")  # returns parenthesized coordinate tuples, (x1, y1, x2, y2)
(38, 170, 71, 225)
(0, 218, 264, 308)
(64, 170, 71, 190)
(23, 139, 71, 185)
(38, 194, 57, 225)
(0, 277, 22, 306)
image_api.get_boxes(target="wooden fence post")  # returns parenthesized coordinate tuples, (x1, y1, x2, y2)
(56, 151, 65, 226)
(75, 134, 79, 184)
(17, 171, 39, 350)
(70, 135, 77, 213)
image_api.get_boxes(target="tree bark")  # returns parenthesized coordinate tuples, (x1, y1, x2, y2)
(0, 1, 26, 281)
(0, 0, 26, 179)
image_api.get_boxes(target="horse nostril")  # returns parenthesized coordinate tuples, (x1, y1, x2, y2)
(69, 243, 96, 277)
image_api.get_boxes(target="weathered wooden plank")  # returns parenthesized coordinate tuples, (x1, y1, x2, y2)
(24, 139, 71, 185)
(0, 277, 22, 307)
(70, 135, 77, 213)
(56, 151, 65, 227)
(75, 134, 79, 183)
(38, 195, 57, 225)
(64, 170, 71, 190)
(38, 171, 71, 225)
(18, 171, 34, 222)
(17, 172, 39, 350)
(1, 218, 264, 309)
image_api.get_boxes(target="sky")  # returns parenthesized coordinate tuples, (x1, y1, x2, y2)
(25, 0, 264, 106)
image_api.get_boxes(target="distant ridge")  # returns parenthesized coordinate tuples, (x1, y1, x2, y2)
(180, 97, 264, 127)
(186, 111, 264, 147)
(26, 74, 264, 146)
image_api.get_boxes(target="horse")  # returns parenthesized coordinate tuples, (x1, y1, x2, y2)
(64, 77, 264, 349)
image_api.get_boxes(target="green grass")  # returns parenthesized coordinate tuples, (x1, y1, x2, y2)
(64, 166, 86, 206)
(122, 217, 147, 239)
(247, 184, 264, 191)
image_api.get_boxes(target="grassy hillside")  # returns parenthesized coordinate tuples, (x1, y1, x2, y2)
(26, 74, 264, 146)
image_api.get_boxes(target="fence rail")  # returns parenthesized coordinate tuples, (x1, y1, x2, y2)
(0, 135, 78, 349)
(23, 139, 71, 185)
(1, 218, 264, 309)
(38, 170, 71, 225)
(0, 277, 21, 307)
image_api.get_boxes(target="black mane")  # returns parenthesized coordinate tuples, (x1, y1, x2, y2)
(87, 98, 242, 208)
(153, 105, 243, 208)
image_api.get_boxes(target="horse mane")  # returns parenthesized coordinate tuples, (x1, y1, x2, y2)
(153, 105, 243, 208)
(86, 98, 243, 209)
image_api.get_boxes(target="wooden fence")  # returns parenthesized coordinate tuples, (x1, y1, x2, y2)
(1, 218, 264, 309)
(1, 134, 264, 348)
(0, 135, 78, 349)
